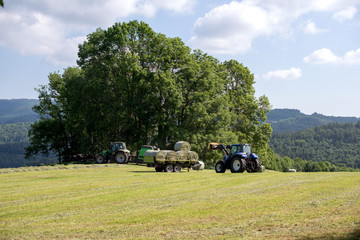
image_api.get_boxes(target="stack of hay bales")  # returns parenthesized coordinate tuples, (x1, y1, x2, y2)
(173, 141, 199, 164)
(144, 141, 202, 168)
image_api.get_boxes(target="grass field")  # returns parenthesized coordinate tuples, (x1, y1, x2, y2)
(0, 164, 359, 239)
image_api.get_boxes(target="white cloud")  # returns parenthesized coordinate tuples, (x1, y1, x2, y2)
(332, 6, 358, 22)
(190, 0, 360, 55)
(262, 67, 302, 81)
(304, 48, 360, 65)
(0, 0, 196, 66)
(343, 48, 360, 64)
(303, 21, 328, 34)
(303, 48, 341, 64)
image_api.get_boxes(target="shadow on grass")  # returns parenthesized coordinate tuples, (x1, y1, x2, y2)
(301, 228, 360, 240)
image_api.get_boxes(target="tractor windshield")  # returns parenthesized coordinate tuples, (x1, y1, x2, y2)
(231, 144, 251, 155)
(111, 142, 124, 151)
(241, 145, 251, 155)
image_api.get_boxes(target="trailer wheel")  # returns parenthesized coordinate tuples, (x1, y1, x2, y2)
(155, 165, 163, 172)
(174, 164, 181, 172)
(115, 151, 127, 164)
(96, 154, 105, 164)
(215, 161, 226, 173)
(165, 164, 173, 173)
(230, 157, 246, 173)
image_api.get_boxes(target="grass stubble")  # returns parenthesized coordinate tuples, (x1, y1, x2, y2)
(0, 164, 359, 239)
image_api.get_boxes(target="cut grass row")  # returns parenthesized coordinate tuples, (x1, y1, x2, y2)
(0, 164, 359, 239)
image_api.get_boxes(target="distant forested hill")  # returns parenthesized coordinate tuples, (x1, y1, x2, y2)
(267, 109, 359, 133)
(0, 99, 57, 168)
(270, 121, 360, 169)
(0, 121, 56, 168)
(0, 99, 39, 124)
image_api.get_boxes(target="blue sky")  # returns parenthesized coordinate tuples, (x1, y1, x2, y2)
(1, 0, 360, 117)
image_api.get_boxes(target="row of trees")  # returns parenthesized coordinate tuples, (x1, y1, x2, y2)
(269, 155, 356, 172)
(270, 122, 360, 169)
(25, 21, 272, 166)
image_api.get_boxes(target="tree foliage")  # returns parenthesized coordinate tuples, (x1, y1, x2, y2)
(26, 21, 272, 167)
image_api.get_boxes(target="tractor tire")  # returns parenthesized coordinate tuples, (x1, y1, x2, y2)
(254, 159, 261, 172)
(96, 154, 105, 164)
(115, 151, 127, 164)
(155, 165, 163, 172)
(174, 164, 181, 173)
(165, 164, 173, 173)
(230, 157, 246, 173)
(215, 161, 226, 173)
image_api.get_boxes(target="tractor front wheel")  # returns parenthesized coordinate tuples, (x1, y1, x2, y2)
(215, 161, 226, 173)
(115, 152, 127, 164)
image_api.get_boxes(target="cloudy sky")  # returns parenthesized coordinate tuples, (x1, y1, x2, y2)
(1, 0, 360, 117)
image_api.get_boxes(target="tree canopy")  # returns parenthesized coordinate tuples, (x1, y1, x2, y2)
(26, 21, 272, 166)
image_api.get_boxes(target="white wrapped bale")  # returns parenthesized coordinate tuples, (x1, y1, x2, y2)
(174, 141, 191, 152)
(192, 161, 205, 171)
(143, 150, 160, 163)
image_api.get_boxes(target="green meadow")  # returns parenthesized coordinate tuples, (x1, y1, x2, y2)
(0, 164, 359, 239)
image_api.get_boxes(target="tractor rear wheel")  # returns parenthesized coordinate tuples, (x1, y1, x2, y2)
(174, 164, 181, 172)
(254, 159, 261, 172)
(165, 164, 173, 173)
(96, 154, 105, 164)
(115, 152, 127, 164)
(230, 157, 246, 173)
(215, 161, 226, 173)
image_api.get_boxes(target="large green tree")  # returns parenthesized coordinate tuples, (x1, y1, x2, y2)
(27, 21, 272, 167)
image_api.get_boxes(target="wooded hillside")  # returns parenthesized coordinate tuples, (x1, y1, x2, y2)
(270, 121, 360, 169)
(267, 109, 359, 133)
(0, 99, 39, 124)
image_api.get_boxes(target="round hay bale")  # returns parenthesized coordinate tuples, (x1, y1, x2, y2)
(174, 141, 191, 152)
(187, 151, 199, 163)
(155, 150, 170, 164)
(176, 151, 188, 163)
(166, 150, 178, 163)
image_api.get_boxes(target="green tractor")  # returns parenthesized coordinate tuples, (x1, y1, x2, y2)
(96, 142, 131, 164)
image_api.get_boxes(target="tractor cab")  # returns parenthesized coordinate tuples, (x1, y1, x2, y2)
(230, 144, 251, 155)
(230, 144, 250, 158)
(111, 142, 125, 152)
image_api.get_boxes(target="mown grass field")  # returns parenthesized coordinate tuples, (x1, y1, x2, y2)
(0, 164, 359, 240)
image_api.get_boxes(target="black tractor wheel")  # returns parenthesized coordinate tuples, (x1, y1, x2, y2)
(115, 151, 127, 164)
(254, 159, 261, 172)
(174, 164, 181, 173)
(230, 157, 246, 173)
(165, 164, 173, 173)
(95, 154, 105, 164)
(215, 161, 226, 173)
